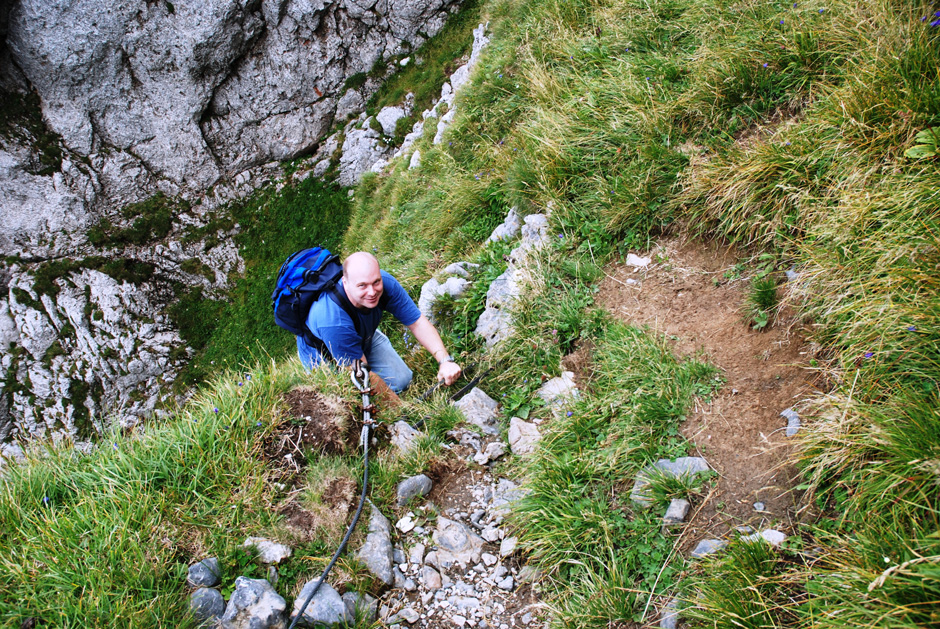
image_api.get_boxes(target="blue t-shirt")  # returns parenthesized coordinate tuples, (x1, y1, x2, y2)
(301, 270, 421, 363)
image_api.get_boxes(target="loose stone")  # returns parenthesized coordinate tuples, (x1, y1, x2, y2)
(690, 539, 727, 558)
(187, 557, 222, 588)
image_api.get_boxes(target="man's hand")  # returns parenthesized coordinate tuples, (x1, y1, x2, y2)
(437, 360, 462, 386)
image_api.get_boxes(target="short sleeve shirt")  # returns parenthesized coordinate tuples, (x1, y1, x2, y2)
(304, 270, 421, 363)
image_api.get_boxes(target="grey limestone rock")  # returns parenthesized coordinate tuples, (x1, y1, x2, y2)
(433, 517, 485, 569)
(242, 537, 292, 564)
(690, 539, 727, 558)
(390, 420, 424, 453)
(290, 580, 351, 627)
(487, 207, 522, 243)
(342, 592, 378, 623)
(741, 529, 788, 547)
(536, 371, 579, 408)
(422, 565, 443, 589)
(7, 0, 461, 193)
(357, 502, 395, 585)
(473, 440, 507, 465)
(397, 474, 433, 506)
(190, 587, 226, 626)
(376, 101, 412, 136)
(220, 577, 287, 629)
(659, 596, 680, 629)
(508, 417, 540, 456)
(662, 499, 691, 526)
(781, 408, 801, 437)
(453, 387, 500, 435)
(188, 557, 222, 588)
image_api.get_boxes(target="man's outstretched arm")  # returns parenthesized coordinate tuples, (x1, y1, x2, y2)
(406, 315, 462, 385)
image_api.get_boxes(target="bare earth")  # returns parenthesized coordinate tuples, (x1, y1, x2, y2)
(597, 238, 820, 547)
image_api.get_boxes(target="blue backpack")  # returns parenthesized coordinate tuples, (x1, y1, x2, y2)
(271, 247, 387, 360)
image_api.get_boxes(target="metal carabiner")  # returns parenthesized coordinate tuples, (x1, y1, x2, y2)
(351, 359, 369, 392)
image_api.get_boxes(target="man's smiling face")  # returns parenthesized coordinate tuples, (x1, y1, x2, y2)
(343, 252, 384, 309)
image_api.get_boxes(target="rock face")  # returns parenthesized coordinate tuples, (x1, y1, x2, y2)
(0, 0, 465, 447)
(5, 0, 462, 197)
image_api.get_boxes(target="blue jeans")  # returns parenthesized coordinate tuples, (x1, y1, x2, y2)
(297, 329, 413, 393)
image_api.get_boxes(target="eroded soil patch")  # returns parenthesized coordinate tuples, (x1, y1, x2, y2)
(265, 388, 356, 469)
(597, 238, 820, 545)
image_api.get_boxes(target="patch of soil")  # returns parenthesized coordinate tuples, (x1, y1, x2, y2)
(596, 238, 822, 545)
(279, 477, 357, 542)
(265, 388, 356, 471)
(424, 458, 478, 512)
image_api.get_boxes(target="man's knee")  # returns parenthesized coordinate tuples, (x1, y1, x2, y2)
(385, 365, 413, 393)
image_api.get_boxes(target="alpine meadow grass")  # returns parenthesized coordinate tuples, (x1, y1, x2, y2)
(3, 0, 939, 625)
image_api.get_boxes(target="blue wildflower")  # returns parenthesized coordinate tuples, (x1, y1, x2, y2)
(256, 421, 262, 427)
(931, 18, 940, 26)
(566, 411, 573, 417)
(864, 352, 874, 359)
(819, 7, 825, 12)
(43, 496, 50, 505)
(213, 407, 219, 413)
(238, 382, 243, 387)
(113, 443, 118, 449)
(780, 19, 784, 24)
(908, 325, 917, 331)
(763, 63, 769, 68)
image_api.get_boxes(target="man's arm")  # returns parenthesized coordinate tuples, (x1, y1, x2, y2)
(406, 315, 462, 385)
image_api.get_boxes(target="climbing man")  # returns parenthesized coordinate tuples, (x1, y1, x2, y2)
(296, 251, 462, 393)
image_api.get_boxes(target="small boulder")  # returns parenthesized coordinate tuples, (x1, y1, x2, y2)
(508, 417, 541, 456)
(499, 536, 518, 557)
(187, 557, 222, 588)
(626, 253, 652, 268)
(662, 499, 690, 526)
(242, 538, 292, 564)
(290, 580, 351, 627)
(433, 517, 485, 569)
(390, 421, 424, 453)
(220, 577, 286, 629)
(473, 441, 507, 465)
(190, 588, 225, 626)
(397, 474, 433, 506)
(659, 596, 680, 629)
(741, 529, 788, 547)
(356, 502, 394, 585)
(342, 592, 378, 623)
(453, 388, 500, 435)
(631, 457, 710, 507)
(690, 539, 727, 558)
(536, 371, 579, 408)
(487, 207, 522, 243)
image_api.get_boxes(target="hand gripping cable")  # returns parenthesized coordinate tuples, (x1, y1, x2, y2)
(288, 359, 373, 628)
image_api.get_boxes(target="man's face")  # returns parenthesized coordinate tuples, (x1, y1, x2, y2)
(345, 262, 384, 309)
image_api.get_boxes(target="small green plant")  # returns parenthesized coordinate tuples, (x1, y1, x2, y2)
(747, 275, 778, 331)
(904, 127, 939, 159)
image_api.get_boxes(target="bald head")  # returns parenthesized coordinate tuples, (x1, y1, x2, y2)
(343, 251, 380, 278)
(342, 252, 384, 309)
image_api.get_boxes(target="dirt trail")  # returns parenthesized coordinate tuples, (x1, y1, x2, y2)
(597, 238, 819, 546)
